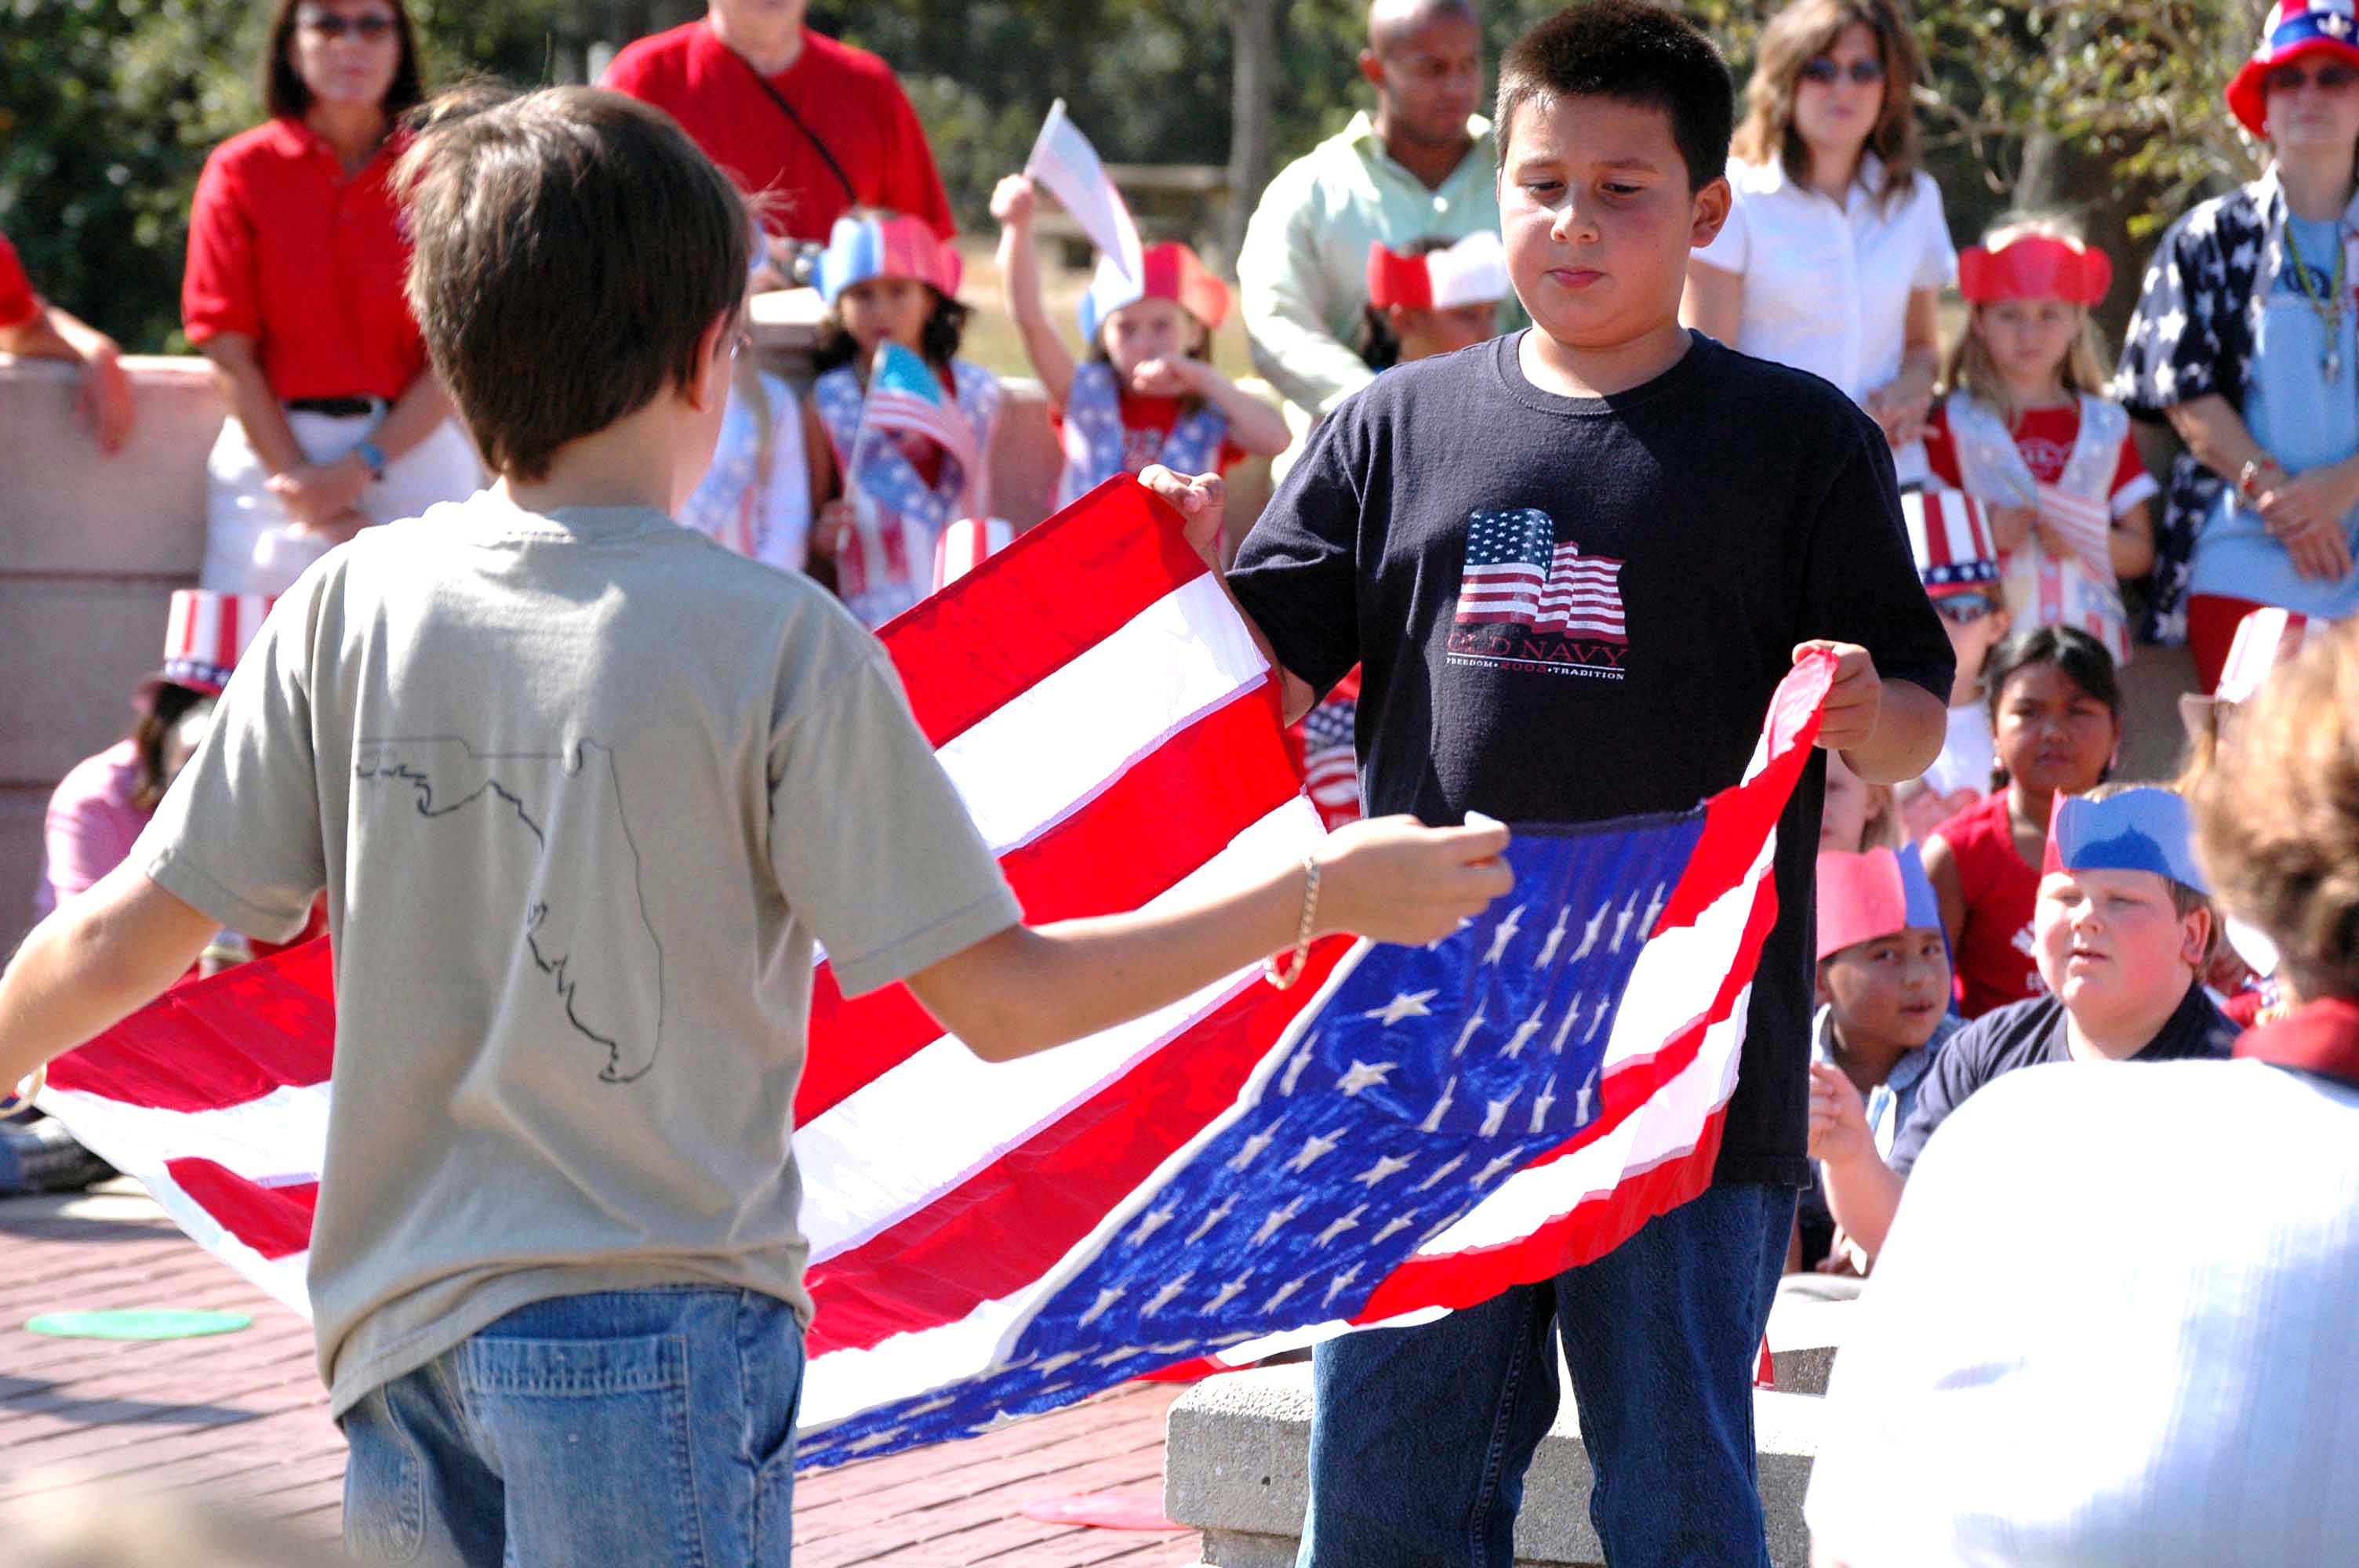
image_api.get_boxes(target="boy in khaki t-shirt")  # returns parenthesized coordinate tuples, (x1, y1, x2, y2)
(0, 88, 1511, 1565)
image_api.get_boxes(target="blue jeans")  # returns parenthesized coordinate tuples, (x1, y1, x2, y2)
(1299, 1181, 1796, 1568)
(340, 1287, 805, 1566)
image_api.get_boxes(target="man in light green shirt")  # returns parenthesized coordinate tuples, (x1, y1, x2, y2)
(1238, 0, 1522, 443)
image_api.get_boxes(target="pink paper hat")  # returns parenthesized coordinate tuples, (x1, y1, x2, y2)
(1902, 489, 1999, 595)
(140, 590, 274, 702)
(1079, 241, 1230, 343)
(1365, 231, 1510, 311)
(2043, 788, 2209, 895)
(815, 214, 961, 306)
(1957, 234, 2112, 306)
(1816, 846, 1943, 962)
(2228, 2, 2359, 140)
(2215, 606, 2315, 705)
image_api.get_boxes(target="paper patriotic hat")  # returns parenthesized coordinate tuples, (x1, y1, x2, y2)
(2043, 788, 2210, 895)
(815, 214, 961, 307)
(2215, 606, 2316, 705)
(1903, 489, 2000, 595)
(1366, 231, 1510, 312)
(1816, 845, 1944, 962)
(1079, 241, 1230, 344)
(142, 590, 274, 702)
(1957, 233, 2112, 306)
(2229, 2, 2359, 139)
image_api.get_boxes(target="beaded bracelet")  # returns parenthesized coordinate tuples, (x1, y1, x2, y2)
(1263, 855, 1321, 990)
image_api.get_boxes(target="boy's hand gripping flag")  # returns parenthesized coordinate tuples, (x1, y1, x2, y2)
(34, 479, 1833, 1469)
(1023, 100, 1145, 291)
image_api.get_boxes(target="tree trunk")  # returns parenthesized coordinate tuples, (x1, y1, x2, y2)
(1220, 0, 1282, 275)
(2014, 127, 2063, 212)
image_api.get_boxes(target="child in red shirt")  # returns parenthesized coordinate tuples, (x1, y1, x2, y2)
(1921, 219, 2157, 666)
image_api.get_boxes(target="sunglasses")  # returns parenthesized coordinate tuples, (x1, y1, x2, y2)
(1799, 57, 1885, 86)
(1932, 592, 1999, 625)
(297, 12, 397, 41)
(2268, 63, 2359, 94)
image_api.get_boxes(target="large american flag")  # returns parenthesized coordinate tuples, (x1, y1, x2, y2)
(35, 480, 1829, 1468)
(1454, 507, 1627, 641)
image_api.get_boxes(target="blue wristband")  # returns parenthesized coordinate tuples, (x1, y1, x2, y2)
(353, 439, 387, 481)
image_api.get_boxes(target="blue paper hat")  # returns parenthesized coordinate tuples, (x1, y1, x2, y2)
(2045, 789, 2209, 895)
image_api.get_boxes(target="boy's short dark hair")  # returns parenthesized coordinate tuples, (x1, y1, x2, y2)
(1495, 2, 1734, 191)
(395, 85, 751, 482)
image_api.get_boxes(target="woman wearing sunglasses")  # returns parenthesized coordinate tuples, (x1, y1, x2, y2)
(181, 0, 480, 595)
(1681, 0, 1955, 488)
(2117, 1, 2359, 695)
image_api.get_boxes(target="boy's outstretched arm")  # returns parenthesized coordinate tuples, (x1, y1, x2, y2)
(0, 864, 221, 1095)
(1798, 641, 1945, 786)
(907, 815, 1510, 1062)
(1136, 464, 1319, 724)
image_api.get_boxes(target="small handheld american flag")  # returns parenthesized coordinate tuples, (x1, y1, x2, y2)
(852, 343, 981, 519)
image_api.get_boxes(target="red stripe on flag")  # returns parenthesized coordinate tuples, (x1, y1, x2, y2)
(1653, 655, 1828, 935)
(47, 939, 334, 1111)
(803, 937, 1353, 1354)
(162, 1158, 319, 1261)
(793, 684, 1301, 1122)
(879, 481, 1209, 747)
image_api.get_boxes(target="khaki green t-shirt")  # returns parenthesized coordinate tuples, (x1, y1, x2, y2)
(139, 492, 1020, 1416)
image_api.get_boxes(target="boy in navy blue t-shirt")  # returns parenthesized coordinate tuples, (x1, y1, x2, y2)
(1147, 5, 1952, 1563)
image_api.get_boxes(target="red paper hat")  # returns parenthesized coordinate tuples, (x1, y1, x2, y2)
(2227, 2, 2359, 140)
(1902, 488, 2000, 595)
(140, 590, 275, 702)
(1366, 231, 1510, 312)
(1957, 234, 2112, 306)
(1817, 847, 1943, 962)
(2215, 606, 2315, 705)
(815, 214, 961, 306)
(1080, 242, 1230, 343)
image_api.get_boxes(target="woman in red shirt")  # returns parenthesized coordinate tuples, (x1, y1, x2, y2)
(182, 0, 478, 594)
(1921, 626, 2123, 1017)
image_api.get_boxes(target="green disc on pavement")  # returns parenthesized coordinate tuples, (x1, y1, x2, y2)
(25, 1308, 252, 1340)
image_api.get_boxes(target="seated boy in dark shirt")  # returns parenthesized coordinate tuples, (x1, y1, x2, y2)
(1819, 786, 2234, 1261)
(1146, 5, 1954, 1561)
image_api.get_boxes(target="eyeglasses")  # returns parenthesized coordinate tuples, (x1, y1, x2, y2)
(297, 12, 397, 41)
(1932, 592, 1999, 625)
(2268, 63, 2359, 94)
(1798, 56, 1885, 87)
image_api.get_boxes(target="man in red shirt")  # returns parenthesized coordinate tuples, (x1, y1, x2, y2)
(0, 230, 135, 452)
(602, 0, 954, 251)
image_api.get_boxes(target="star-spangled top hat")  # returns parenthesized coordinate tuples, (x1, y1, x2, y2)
(1079, 241, 1230, 345)
(136, 590, 275, 707)
(814, 214, 961, 307)
(2042, 787, 2211, 895)
(1902, 488, 2000, 595)
(1365, 231, 1510, 313)
(2228, 2, 2359, 140)
(1816, 845, 1945, 963)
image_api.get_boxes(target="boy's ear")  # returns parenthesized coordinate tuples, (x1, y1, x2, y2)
(2179, 906, 2215, 974)
(1814, 960, 1835, 1007)
(686, 313, 735, 413)
(1688, 175, 1732, 251)
(1385, 303, 1415, 332)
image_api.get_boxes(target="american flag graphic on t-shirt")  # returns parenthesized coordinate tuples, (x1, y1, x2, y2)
(1452, 509, 1627, 643)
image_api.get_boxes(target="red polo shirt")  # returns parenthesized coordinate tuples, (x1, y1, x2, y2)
(182, 118, 427, 403)
(602, 22, 954, 242)
(0, 231, 38, 330)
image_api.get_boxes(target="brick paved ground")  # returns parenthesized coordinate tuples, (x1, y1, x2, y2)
(0, 1179, 1202, 1564)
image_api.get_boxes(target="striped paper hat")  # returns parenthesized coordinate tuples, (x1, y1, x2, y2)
(1079, 241, 1230, 344)
(1816, 845, 1944, 962)
(815, 214, 961, 306)
(2228, 2, 2359, 139)
(2215, 606, 2314, 705)
(1903, 488, 2000, 594)
(1366, 231, 1510, 312)
(2043, 788, 2209, 895)
(152, 590, 274, 699)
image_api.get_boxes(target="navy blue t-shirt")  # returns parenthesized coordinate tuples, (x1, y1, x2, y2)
(1889, 981, 2237, 1178)
(1229, 330, 1955, 1187)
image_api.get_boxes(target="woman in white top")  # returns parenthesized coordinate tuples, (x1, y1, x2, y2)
(1681, 0, 1955, 486)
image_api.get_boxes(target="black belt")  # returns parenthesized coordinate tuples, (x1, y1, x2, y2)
(285, 396, 378, 417)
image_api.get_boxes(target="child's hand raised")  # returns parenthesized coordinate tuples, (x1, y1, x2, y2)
(1312, 815, 1514, 949)
(990, 175, 1038, 228)
(1807, 1061, 1874, 1167)
(1129, 357, 1205, 398)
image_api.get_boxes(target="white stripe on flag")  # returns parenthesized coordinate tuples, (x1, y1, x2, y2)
(40, 1083, 330, 1184)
